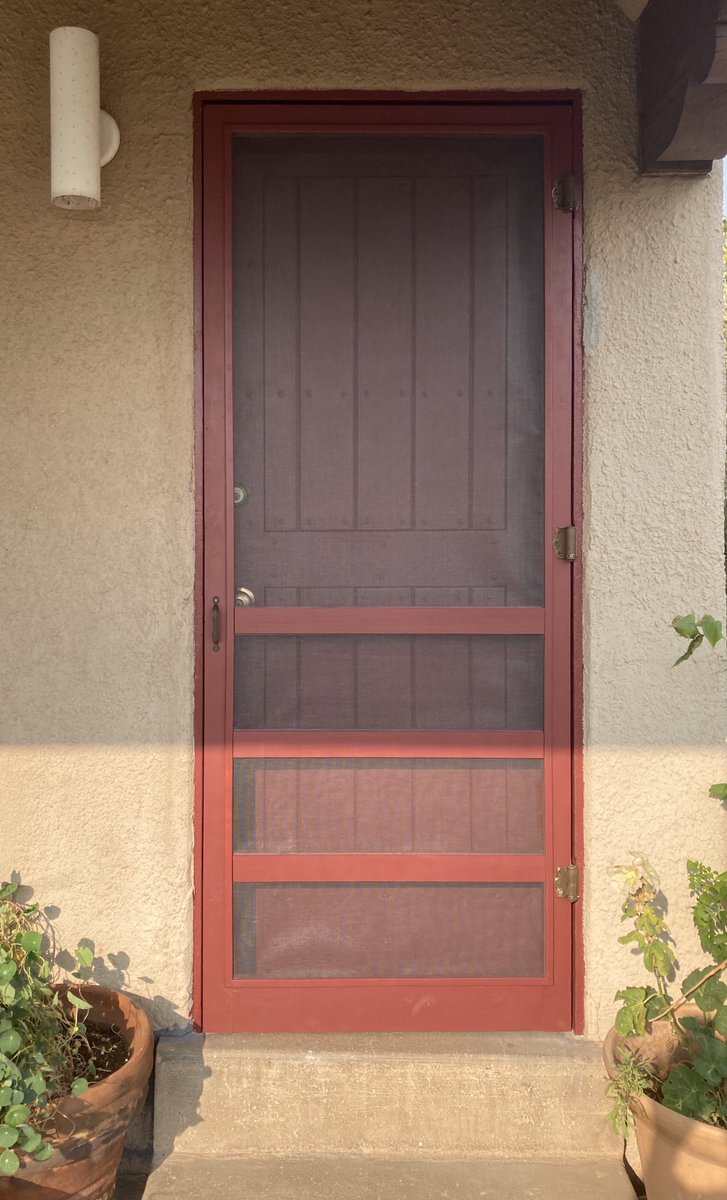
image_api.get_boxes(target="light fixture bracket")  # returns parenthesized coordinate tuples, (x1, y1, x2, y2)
(100, 110, 121, 168)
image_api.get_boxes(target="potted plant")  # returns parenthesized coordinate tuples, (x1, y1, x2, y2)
(604, 614, 727, 1200)
(0, 880, 153, 1199)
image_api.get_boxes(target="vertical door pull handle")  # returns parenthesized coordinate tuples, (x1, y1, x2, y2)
(211, 596, 221, 651)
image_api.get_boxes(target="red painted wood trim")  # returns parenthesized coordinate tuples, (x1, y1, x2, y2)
(234, 606, 545, 636)
(202, 105, 575, 139)
(233, 854, 546, 883)
(191, 93, 205, 1029)
(196, 89, 583, 105)
(233, 731, 544, 759)
(543, 92, 577, 1038)
(203, 981, 569, 1034)
(571, 95, 586, 1036)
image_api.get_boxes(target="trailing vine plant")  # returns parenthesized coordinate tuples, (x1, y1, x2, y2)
(609, 614, 727, 1132)
(0, 881, 94, 1177)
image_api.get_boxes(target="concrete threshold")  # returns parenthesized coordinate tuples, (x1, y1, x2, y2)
(154, 1031, 618, 1160)
(139, 1155, 636, 1199)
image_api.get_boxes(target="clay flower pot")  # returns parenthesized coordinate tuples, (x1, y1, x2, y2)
(0, 985, 154, 1200)
(604, 1009, 727, 1200)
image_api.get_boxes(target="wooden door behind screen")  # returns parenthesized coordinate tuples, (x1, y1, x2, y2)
(201, 99, 576, 1033)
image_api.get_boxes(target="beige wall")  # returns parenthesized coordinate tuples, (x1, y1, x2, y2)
(1, 0, 724, 1037)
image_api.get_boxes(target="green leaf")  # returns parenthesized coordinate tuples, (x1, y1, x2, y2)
(699, 615, 724, 648)
(613, 987, 654, 1036)
(709, 784, 727, 803)
(0, 1031, 21, 1056)
(70, 1078, 89, 1097)
(3, 1105, 30, 1128)
(673, 613, 699, 639)
(645, 992, 671, 1021)
(33, 1143, 53, 1162)
(618, 931, 644, 946)
(694, 977, 727, 1012)
(0, 1127, 18, 1149)
(713, 1005, 727, 1037)
(65, 991, 92, 1012)
(684, 967, 713, 993)
(644, 941, 675, 977)
(75, 945, 94, 968)
(0, 1087, 13, 1106)
(0, 883, 18, 901)
(661, 1064, 716, 1121)
(28, 1072, 46, 1097)
(674, 634, 704, 666)
(0, 1149, 19, 1176)
(18, 931, 41, 956)
(0, 963, 16, 987)
(19, 1130, 41, 1154)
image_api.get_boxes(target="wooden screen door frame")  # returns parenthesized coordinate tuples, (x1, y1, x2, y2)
(194, 91, 583, 1034)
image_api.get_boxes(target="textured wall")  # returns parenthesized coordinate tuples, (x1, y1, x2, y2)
(0, 0, 724, 1036)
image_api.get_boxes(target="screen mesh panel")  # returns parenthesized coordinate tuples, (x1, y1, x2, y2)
(233, 758, 543, 854)
(232, 135, 544, 607)
(233, 882, 545, 979)
(234, 635, 543, 730)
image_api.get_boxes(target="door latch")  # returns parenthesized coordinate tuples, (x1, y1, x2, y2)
(235, 586, 256, 607)
(555, 863, 580, 903)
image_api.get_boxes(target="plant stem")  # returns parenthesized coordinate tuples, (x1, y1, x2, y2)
(660, 958, 727, 1020)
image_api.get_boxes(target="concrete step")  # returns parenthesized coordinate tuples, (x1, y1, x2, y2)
(140, 1154, 636, 1199)
(153, 1032, 620, 1160)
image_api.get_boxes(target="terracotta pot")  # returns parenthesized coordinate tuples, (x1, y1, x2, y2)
(0, 985, 154, 1200)
(604, 1009, 727, 1200)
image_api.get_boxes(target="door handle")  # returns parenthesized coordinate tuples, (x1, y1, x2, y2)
(235, 586, 256, 607)
(211, 596, 221, 651)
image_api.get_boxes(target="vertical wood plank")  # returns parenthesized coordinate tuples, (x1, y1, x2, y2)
(505, 637, 544, 730)
(414, 177, 471, 531)
(357, 178, 413, 531)
(354, 764, 414, 851)
(470, 765, 508, 853)
(413, 767, 471, 850)
(299, 179, 356, 531)
(298, 763, 355, 851)
(263, 637, 300, 728)
(356, 636, 413, 728)
(414, 637, 470, 729)
(469, 637, 507, 731)
(504, 146, 545, 605)
(260, 762, 299, 852)
(299, 637, 355, 727)
(506, 763, 544, 854)
(472, 177, 507, 530)
(263, 178, 300, 532)
(232, 149, 265, 598)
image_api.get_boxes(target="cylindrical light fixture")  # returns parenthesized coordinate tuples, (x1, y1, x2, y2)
(50, 27, 120, 210)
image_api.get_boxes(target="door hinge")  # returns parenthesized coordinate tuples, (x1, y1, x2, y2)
(552, 174, 578, 212)
(555, 863, 580, 903)
(553, 525, 577, 562)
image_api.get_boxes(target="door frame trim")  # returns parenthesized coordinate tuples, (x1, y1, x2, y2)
(192, 89, 584, 1032)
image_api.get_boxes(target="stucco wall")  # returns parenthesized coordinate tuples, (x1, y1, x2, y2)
(1, 0, 724, 1037)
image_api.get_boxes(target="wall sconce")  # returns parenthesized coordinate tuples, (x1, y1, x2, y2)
(50, 27, 120, 210)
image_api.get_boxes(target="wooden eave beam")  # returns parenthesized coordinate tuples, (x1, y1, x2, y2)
(639, 0, 727, 174)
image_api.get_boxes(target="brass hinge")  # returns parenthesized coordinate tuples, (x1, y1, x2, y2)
(552, 174, 578, 212)
(555, 863, 580, 903)
(553, 525, 577, 561)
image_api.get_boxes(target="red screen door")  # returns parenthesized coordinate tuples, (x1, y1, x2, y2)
(200, 97, 576, 1032)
